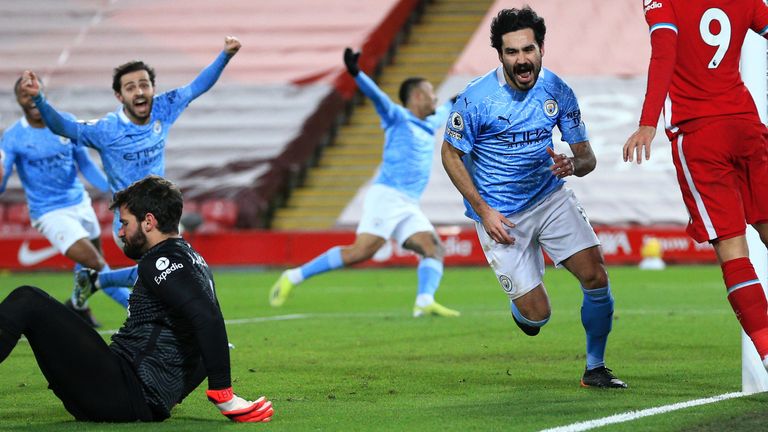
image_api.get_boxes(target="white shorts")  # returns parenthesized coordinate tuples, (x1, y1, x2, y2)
(357, 184, 435, 245)
(475, 187, 600, 301)
(32, 196, 101, 255)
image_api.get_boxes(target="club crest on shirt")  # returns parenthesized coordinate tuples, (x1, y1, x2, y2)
(153, 120, 162, 134)
(59, 136, 71, 145)
(543, 99, 559, 117)
(499, 274, 514, 293)
(449, 112, 464, 131)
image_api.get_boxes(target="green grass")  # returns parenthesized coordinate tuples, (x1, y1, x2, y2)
(0, 265, 765, 431)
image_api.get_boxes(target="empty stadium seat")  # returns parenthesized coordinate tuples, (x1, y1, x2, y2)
(201, 199, 238, 229)
(5, 202, 30, 225)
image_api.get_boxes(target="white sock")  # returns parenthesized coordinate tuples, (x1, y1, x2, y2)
(415, 294, 434, 308)
(286, 268, 304, 285)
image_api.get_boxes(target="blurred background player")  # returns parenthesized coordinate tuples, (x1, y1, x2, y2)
(0, 75, 131, 326)
(21, 36, 242, 307)
(442, 7, 626, 388)
(270, 47, 460, 318)
(623, 0, 768, 368)
(0, 175, 273, 423)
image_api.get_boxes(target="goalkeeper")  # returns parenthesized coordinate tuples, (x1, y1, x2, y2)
(0, 175, 273, 423)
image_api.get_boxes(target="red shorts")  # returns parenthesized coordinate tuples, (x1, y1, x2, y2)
(671, 118, 768, 243)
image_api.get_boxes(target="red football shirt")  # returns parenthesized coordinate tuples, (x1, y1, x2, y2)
(640, 0, 768, 135)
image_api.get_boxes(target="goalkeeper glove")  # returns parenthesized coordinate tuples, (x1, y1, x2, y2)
(343, 47, 360, 77)
(206, 387, 273, 423)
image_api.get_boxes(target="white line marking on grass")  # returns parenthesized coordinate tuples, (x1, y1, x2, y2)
(539, 392, 746, 432)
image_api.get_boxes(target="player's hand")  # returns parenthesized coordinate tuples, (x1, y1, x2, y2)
(343, 47, 360, 77)
(546, 147, 574, 179)
(622, 125, 656, 164)
(21, 70, 41, 98)
(224, 36, 241, 55)
(479, 207, 516, 245)
(206, 387, 273, 423)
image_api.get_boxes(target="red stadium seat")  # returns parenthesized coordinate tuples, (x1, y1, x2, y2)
(6, 202, 30, 225)
(200, 199, 238, 228)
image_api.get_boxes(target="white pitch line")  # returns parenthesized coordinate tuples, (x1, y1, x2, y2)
(538, 392, 746, 432)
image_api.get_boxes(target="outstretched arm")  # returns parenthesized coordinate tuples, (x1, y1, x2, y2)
(22, 71, 80, 140)
(441, 141, 515, 245)
(344, 48, 402, 125)
(73, 146, 109, 192)
(183, 36, 241, 101)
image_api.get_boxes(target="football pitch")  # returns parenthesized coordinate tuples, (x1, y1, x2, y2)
(0, 265, 767, 431)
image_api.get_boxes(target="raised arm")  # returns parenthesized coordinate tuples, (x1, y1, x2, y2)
(22, 71, 80, 140)
(441, 141, 515, 245)
(73, 146, 109, 192)
(344, 48, 402, 125)
(182, 36, 241, 101)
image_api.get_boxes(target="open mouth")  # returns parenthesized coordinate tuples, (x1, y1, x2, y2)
(514, 65, 534, 83)
(133, 98, 149, 110)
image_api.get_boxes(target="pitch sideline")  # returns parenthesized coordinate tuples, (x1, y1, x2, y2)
(538, 391, 747, 432)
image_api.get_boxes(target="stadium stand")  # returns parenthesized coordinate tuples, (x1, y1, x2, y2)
(0, 0, 428, 231)
(273, 0, 496, 230)
(338, 0, 690, 228)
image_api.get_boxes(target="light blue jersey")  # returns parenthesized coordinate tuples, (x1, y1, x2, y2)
(356, 73, 451, 200)
(0, 114, 108, 220)
(444, 67, 588, 221)
(34, 51, 233, 195)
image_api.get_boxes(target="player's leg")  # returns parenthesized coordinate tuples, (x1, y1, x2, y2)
(675, 122, 768, 363)
(403, 231, 459, 317)
(539, 188, 625, 388)
(269, 234, 385, 307)
(510, 285, 550, 335)
(270, 184, 396, 307)
(32, 206, 105, 326)
(72, 211, 136, 308)
(0, 286, 153, 421)
(474, 217, 550, 335)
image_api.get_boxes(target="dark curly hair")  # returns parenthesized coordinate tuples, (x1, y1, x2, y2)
(110, 175, 182, 234)
(490, 7, 546, 53)
(112, 60, 156, 93)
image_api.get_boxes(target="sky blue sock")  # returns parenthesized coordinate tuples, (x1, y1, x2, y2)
(99, 266, 138, 289)
(417, 258, 443, 296)
(101, 287, 131, 308)
(300, 246, 344, 280)
(581, 284, 614, 370)
(98, 266, 136, 308)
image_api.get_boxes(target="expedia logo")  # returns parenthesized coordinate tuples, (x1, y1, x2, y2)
(154, 262, 183, 284)
(644, 0, 662, 13)
(155, 257, 169, 270)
